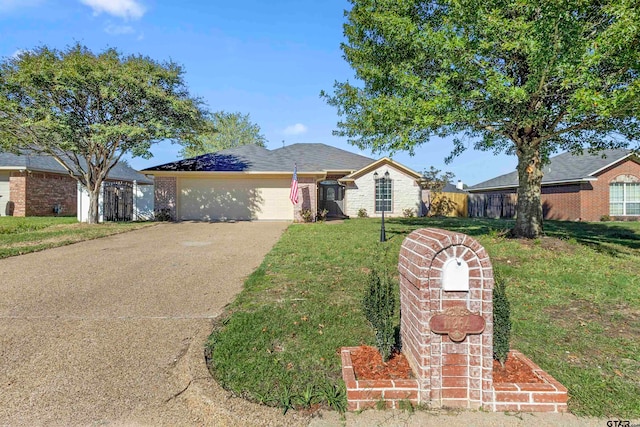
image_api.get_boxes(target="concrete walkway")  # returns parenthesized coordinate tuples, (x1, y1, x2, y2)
(0, 222, 310, 426)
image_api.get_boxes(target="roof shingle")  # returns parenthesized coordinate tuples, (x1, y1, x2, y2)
(143, 143, 375, 173)
(468, 149, 635, 191)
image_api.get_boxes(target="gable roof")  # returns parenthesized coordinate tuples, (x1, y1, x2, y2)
(142, 143, 375, 173)
(0, 151, 153, 185)
(340, 157, 422, 181)
(468, 149, 637, 191)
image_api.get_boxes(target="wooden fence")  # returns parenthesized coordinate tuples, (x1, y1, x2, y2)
(468, 193, 517, 219)
(422, 191, 469, 217)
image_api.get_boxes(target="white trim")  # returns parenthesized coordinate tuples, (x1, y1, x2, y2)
(590, 153, 634, 176)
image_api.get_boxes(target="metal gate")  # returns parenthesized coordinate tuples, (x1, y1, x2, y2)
(103, 181, 133, 222)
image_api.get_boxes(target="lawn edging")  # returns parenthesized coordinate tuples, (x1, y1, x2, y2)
(342, 347, 567, 412)
(341, 347, 419, 410)
(492, 350, 568, 413)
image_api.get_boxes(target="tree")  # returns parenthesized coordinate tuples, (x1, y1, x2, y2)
(180, 111, 267, 158)
(422, 166, 457, 216)
(323, 0, 640, 238)
(0, 44, 207, 223)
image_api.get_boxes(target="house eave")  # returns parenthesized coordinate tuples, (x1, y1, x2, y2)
(468, 177, 597, 192)
(142, 170, 327, 178)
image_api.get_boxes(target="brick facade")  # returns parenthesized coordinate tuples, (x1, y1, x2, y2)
(154, 176, 177, 220)
(293, 177, 317, 222)
(582, 158, 640, 221)
(472, 158, 640, 221)
(9, 171, 77, 217)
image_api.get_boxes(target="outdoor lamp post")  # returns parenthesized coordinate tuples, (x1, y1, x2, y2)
(374, 170, 390, 242)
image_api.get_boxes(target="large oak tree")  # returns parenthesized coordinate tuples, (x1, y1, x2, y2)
(323, 0, 640, 238)
(0, 44, 207, 223)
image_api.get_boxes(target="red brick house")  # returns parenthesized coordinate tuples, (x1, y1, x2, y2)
(1, 151, 152, 218)
(467, 149, 640, 221)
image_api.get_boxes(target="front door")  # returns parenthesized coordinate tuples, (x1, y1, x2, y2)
(319, 182, 344, 217)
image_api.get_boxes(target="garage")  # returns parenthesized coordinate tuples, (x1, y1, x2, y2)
(178, 177, 293, 221)
(0, 172, 10, 216)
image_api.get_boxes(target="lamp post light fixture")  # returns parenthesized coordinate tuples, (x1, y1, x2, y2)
(374, 170, 390, 242)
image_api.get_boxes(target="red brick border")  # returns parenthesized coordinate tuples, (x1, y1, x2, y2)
(341, 347, 419, 411)
(493, 350, 568, 412)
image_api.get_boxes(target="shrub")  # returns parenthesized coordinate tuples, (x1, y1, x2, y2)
(300, 209, 314, 223)
(600, 214, 611, 222)
(362, 267, 397, 361)
(402, 208, 415, 218)
(357, 208, 368, 218)
(154, 208, 172, 221)
(493, 272, 511, 367)
(316, 208, 329, 222)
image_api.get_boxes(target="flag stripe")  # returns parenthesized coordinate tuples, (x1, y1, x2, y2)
(289, 164, 299, 205)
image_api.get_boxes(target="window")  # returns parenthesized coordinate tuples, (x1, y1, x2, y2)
(375, 177, 392, 212)
(610, 180, 640, 216)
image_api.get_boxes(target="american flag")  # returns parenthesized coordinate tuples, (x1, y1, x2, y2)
(289, 164, 299, 205)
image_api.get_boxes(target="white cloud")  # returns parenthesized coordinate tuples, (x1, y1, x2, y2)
(104, 23, 135, 35)
(79, 0, 145, 20)
(283, 123, 308, 136)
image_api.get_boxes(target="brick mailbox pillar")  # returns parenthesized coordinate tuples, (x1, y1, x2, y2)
(398, 228, 494, 409)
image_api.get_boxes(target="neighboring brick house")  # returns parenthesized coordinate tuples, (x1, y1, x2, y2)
(143, 143, 424, 222)
(467, 149, 640, 221)
(0, 151, 153, 218)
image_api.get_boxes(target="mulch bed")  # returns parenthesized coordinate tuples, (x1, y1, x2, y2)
(350, 346, 413, 380)
(493, 355, 544, 383)
(351, 345, 543, 384)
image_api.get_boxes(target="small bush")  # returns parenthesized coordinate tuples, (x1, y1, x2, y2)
(155, 208, 173, 221)
(316, 208, 329, 222)
(362, 267, 397, 361)
(402, 208, 415, 218)
(493, 272, 511, 367)
(300, 209, 314, 223)
(357, 208, 368, 218)
(600, 214, 611, 222)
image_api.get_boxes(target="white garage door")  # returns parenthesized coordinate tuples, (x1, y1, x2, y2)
(0, 172, 10, 217)
(178, 177, 294, 221)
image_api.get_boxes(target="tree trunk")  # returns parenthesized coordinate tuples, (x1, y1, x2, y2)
(87, 186, 100, 224)
(511, 142, 544, 238)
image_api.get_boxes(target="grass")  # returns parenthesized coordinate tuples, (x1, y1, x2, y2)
(206, 217, 640, 418)
(0, 216, 155, 259)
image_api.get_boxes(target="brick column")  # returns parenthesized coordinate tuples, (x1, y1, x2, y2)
(398, 228, 494, 409)
(293, 177, 317, 222)
(9, 172, 27, 217)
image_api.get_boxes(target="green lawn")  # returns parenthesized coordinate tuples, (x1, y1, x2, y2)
(0, 216, 155, 259)
(206, 217, 640, 417)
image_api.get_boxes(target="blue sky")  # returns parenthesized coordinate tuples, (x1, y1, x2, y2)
(0, 0, 517, 185)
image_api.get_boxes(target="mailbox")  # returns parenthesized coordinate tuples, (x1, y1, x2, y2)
(442, 257, 469, 291)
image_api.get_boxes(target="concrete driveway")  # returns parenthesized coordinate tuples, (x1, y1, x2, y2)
(0, 222, 312, 426)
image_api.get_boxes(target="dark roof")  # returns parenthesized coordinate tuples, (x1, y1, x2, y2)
(468, 149, 636, 191)
(443, 182, 468, 193)
(142, 143, 375, 173)
(0, 151, 153, 185)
